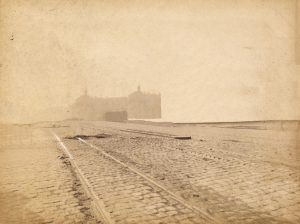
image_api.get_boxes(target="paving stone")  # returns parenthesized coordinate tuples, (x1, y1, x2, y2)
(41, 121, 300, 223)
(0, 125, 95, 223)
(281, 214, 300, 222)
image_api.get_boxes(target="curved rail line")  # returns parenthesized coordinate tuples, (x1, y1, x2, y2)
(76, 137, 222, 224)
(51, 127, 226, 224)
(81, 125, 191, 139)
(51, 131, 115, 224)
(81, 124, 300, 168)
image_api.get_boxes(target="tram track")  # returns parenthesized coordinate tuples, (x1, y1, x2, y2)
(81, 124, 300, 168)
(51, 130, 115, 224)
(77, 137, 221, 224)
(51, 124, 300, 224)
(52, 128, 216, 224)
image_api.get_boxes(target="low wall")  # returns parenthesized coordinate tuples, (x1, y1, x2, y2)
(175, 120, 300, 131)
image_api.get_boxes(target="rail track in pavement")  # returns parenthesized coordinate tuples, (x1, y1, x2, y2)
(51, 124, 299, 224)
(52, 128, 220, 224)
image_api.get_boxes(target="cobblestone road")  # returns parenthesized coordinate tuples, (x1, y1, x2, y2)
(55, 130, 210, 224)
(0, 125, 98, 224)
(54, 121, 300, 224)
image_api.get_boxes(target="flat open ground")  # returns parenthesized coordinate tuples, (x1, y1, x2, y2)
(1, 121, 300, 224)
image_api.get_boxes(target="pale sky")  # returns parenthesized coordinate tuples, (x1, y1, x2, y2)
(1, 0, 299, 123)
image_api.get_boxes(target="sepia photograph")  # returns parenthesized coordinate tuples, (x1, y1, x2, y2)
(0, 0, 300, 223)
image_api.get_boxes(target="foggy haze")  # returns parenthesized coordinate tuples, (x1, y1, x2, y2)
(1, 0, 299, 123)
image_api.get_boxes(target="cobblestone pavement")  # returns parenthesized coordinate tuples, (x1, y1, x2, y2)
(54, 130, 211, 224)
(80, 121, 300, 167)
(0, 124, 98, 224)
(53, 121, 300, 224)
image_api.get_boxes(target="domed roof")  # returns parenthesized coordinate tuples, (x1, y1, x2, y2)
(74, 94, 90, 104)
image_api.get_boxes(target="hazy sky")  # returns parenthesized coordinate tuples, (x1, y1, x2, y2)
(1, 0, 299, 123)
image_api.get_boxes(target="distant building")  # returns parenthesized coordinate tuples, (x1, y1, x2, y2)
(71, 86, 161, 121)
(72, 91, 128, 121)
(104, 111, 128, 122)
(128, 85, 161, 119)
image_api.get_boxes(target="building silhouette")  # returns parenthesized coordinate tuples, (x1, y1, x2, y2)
(72, 86, 161, 121)
(128, 85, 161, 119)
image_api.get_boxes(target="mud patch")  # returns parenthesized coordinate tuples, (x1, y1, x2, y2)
(60, 156, 101, 224)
